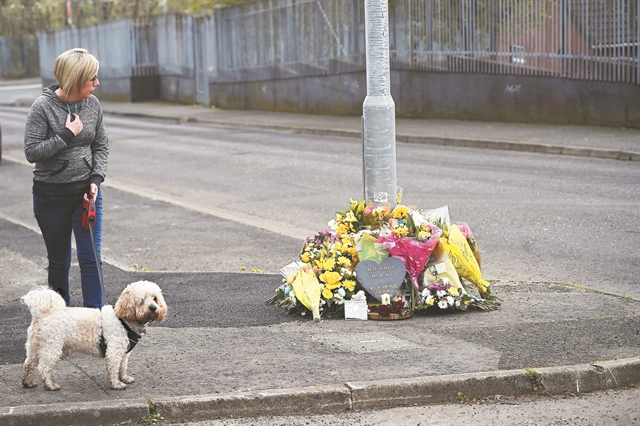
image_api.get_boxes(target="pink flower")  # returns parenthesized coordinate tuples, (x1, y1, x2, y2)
(454, 222, 474, 239)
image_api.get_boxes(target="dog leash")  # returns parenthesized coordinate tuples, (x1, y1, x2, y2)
(82, 195, 106, 307)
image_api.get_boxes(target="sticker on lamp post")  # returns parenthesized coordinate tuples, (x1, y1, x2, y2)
(373, 192, 388, 203)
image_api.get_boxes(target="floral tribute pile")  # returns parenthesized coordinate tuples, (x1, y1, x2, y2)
(266, 199, 499, 321)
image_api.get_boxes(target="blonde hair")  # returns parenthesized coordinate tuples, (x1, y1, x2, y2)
(52, 48, 100, 97)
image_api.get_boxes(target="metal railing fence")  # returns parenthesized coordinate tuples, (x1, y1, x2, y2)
(37, 19, 157, 82)
(389, 0, 639, 83)
(210, 0, 364, 83)
(0, 35, 39, 78)
(213, 0, 637, 84)
(156, 14, 195, 78)
(31, 0, 639, 87)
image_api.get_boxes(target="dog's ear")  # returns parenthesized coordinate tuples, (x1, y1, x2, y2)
(114, 285, 136, 321)
(154, 291, 168, 323)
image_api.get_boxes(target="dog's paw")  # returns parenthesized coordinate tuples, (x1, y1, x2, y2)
(44, 383, 60, 391)
(110, 381, 127, 390)
(22, 380, 37, 388)
(121, 375, 135, 384)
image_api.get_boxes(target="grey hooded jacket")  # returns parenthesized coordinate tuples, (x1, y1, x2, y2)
(24, 85, 108, 195)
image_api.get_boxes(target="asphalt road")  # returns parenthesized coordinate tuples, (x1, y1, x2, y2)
(1, 105, 638, 299)
(169, 387, 640, 426)
(1, 99, 639, 425)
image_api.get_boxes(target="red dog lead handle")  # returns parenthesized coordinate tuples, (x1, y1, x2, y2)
(82, 198, 96, 231)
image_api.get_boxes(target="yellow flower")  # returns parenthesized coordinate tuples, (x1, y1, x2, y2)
(323, 258, 336, 271)
(344, 211, 358, 223)
(343, 279, 356, 292)
(427, 298, 435, 306)
(336, 224, 348, 235)
(338, 256, 350, 266)
(301, 253, 310, 263)
(392, 205, 409, 219)
(322, 288, 334, 299)
(448, 287, 459, 296)
(393, 226, 410, 237)
(320, 271, 342, 289)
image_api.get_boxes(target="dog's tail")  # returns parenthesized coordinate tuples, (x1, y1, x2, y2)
(20, 286, 66, 318)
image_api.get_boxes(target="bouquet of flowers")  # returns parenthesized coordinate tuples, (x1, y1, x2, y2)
(454, 221, 482, 270)
(377, 204, 442, 291)
(329, 198, 391, 237)
(416, 280, 472, 311)
(368, 298, 410, 316)
(440, 223, 499, 305)
(266, 230, 359, 319)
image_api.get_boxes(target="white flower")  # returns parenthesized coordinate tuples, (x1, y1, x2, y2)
(438, 300, 448, 309)
(421, 289, 430, 298)
(445, 296, 454, 305)
(437, 290, 446, 298)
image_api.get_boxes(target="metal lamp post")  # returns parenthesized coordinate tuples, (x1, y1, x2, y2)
(362, 0, 397, 209)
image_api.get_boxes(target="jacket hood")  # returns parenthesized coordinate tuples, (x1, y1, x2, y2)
(42, 84, 83, 112)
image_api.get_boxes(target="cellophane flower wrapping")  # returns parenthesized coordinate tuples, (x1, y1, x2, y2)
(355, 231, 389, 263)
(440, 224, 498, 305)
(454, 221, 482, 270)
(288, 267, 322, 322)
(377, 206, 442, 290)
(422, 240, 465, 292)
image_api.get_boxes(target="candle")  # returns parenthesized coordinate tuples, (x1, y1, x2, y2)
(381, 293, 391, 305)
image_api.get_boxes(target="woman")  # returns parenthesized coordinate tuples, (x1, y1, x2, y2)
(24, 48, 109, 308)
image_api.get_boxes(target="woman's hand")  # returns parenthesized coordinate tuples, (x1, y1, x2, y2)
(84, 183, 98, 203)
(65, 113, 83, 136)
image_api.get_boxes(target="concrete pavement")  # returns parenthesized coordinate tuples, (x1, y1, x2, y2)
(1, 84, 639, 425)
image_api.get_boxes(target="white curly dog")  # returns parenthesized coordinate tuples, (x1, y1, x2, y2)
(21, 280, 168, 390)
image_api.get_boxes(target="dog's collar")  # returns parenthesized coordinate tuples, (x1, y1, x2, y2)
(98, 319, 144, 358)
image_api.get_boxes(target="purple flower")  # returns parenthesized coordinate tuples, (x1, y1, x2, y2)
(427, 282, 445, 292)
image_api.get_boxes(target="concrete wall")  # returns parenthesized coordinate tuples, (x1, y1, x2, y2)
(210, 73, 367, 116)
(209, 71, 640, 128)
(393, 71, 640, 127)
(160, 76, 196, 105)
